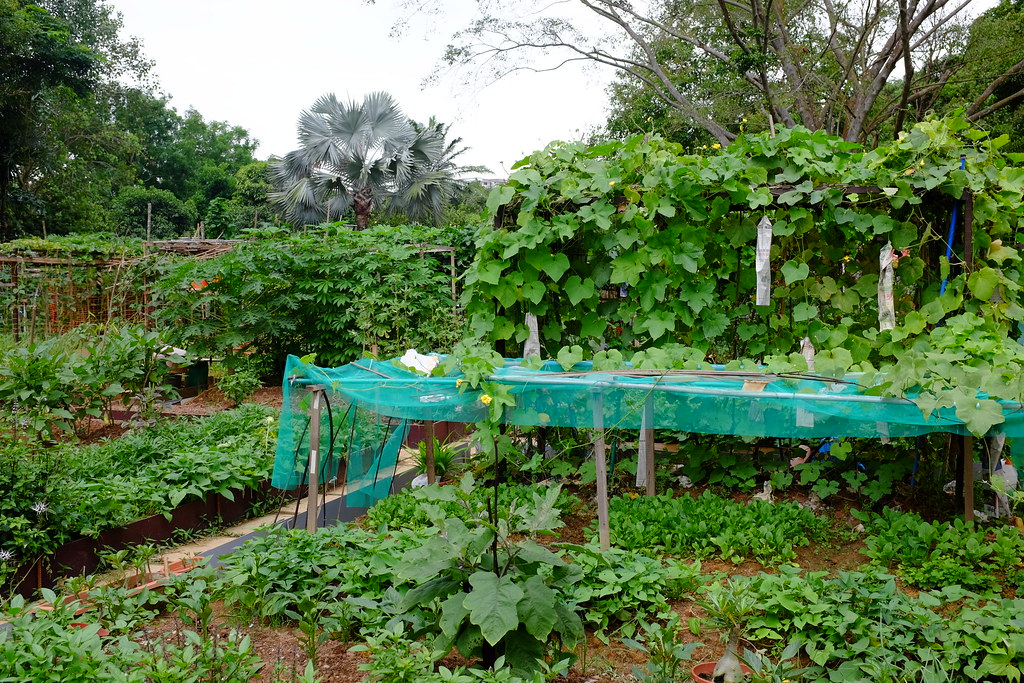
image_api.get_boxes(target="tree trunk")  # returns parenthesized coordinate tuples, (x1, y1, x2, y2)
(353, 187, 373, 230)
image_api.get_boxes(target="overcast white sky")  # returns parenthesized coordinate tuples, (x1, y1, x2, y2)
(106, 0, 612, 177)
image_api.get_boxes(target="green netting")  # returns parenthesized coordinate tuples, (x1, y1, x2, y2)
(272, 356, 409, 502)
(272, 354, 1024, 491)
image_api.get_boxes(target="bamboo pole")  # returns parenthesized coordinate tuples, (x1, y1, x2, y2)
(644, 394, 656, 496)
(425, 420, 437, 484)
(964, 435, 975, 525)
(592, 391, 610, 550)
(306, 385, 325, 533)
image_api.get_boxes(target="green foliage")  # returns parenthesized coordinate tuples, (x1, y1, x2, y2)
(215, 523, 417, 629)
(365, 482, 581, 532)
(0, 586, 263, 682)
(622, 612, 702, 682)
(563, 544, 701, 640)
(598, 491, 833, 564)
(391, 476, 584, 676)
(413, 437, 461, 479)
(0, 0, 98, 240)
(0, 232, 144, 257)
(216, 355, 268, 406)
(467, 118, 1024, 436)
(0, 405, 277, 582)
(150, 224, 463, 366)
(856, 507, 1024, 590)
(111, 185, 198, 239)
(731, 567, 1024, 680)
(0, 323, 183, 439)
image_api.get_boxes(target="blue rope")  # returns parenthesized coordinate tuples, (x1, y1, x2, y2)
(939, 155, 967, 296)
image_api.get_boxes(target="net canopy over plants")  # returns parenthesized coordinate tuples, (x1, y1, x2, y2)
(455, 116, 1024, 436)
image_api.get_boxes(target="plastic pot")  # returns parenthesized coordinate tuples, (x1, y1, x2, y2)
(690, 661, 754, 682)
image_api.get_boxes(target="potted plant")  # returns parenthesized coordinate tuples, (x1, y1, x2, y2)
(692, 579, 756, 682)
(412, 436, 460, 484)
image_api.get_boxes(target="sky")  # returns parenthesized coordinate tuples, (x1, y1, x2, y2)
(106, 0, 613, 177)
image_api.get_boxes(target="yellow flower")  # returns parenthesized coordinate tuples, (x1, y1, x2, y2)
(480, 394, 493, 405)
(742, 118, 748, 123)
(919, 159, 925, 166)
(711, 143, 721, 150)
(456, 378, 464, 388)
(609, 181, 616, 186)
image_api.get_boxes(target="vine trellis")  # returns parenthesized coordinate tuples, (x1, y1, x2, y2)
(462, 117, 1024, 436)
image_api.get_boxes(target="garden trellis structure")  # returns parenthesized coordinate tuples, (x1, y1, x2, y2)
(272, 354, 1019, 547)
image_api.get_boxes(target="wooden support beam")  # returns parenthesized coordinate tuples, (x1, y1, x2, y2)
(964, 435, 975, 525)
(306, 385, 325, 533)
(425, 420, 437, 485)
(593, 391, 611, 550)
(642, 394, 656, 496)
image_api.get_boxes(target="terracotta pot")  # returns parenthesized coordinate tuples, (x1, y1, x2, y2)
(690, 661, 754, 682)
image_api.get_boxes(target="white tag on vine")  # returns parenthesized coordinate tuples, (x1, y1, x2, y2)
(755, 216, 772, 306)
(800, 337, 815, 372)
(878, 242, 896, 331)
(523, 313, 541, 359)
(796, 406, 815, 428)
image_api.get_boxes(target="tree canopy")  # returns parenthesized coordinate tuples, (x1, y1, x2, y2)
(404, 0, 1024, 146)
(269, 92, 479, 229)
(0, 0, 261, 240)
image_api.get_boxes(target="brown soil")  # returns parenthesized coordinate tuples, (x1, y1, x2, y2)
(162, 385, 283, 417)
(136, 600, 643, 682)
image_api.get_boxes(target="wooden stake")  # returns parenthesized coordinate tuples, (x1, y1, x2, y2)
(964, 434, 975, 525)
(425, 420, 437, 484)
(146, 202, 152, 242)
(306, 385, 325, 533)
(644, 394, 656, 496)
(592, 391, 610, 550)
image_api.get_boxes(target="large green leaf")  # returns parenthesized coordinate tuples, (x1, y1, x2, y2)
(563, 276, 596, 305)
(463, 571, 525, 645)
(525, 251, 571, 281)
(781, 260, 810, 285)
(516, 575, 558, 640)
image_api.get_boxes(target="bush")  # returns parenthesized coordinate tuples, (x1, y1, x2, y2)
(149, 224, 466, 366)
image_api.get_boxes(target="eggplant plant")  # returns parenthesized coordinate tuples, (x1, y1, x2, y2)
(391, 473, 584, 677)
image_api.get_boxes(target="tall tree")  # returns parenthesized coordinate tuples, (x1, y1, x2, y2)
(270, 92, 474, 229)
(399, 0, 1024, 144)
(0, 0, 97, 239)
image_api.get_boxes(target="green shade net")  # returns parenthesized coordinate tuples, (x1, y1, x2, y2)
(272, 356, 413, 504)
(273, 354, 1024, 493)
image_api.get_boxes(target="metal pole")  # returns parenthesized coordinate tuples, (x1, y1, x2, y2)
(592, 391, 610, 550)
(306, 384, 325, 533)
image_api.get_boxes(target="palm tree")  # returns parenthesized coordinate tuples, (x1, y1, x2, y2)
(269, 92, 478, 229)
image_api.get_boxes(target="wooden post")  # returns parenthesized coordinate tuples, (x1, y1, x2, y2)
(592, 391, 610, 550)
(637, 394, 656, 495)
(963, 191, 974, 273)
(644, 395, 656, 496)
(306, 385, 325, 533)
(964, 434, 975, 525)
(425, 420, 437, 484)
(146, 202, 152, 242)
(11, 265, 18, 343)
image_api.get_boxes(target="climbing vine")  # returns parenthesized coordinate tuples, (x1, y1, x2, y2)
(462, 117, 1024, 435)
